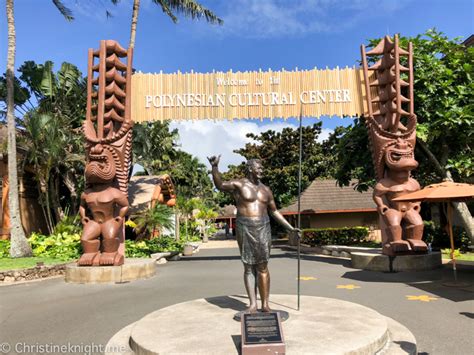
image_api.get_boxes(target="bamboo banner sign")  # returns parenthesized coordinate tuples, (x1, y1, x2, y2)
(131, 67, 366, 122)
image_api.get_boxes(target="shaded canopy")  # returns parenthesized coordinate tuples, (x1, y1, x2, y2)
(393, 181, 474, 203)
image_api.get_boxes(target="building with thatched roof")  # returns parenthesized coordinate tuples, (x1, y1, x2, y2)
(279, 179, 380, 238)
(128, 175, 176, 215)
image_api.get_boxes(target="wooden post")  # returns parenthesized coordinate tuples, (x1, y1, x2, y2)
(447, 202, 457, 281)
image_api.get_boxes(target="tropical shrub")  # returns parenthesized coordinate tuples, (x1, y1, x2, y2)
(0, 232, 187, 260)
(0, 240, 10, 258)
(53, 215, 82, 235)
(441, 248, 461, 258)
(302, 227, 370, 246)
(132, 204, 174, 240)
(29, 232, 82, 261)
(125, 236, 184, 258)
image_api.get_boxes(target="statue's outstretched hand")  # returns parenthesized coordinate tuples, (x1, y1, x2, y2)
(292, 228, 302, 239)
(207, 155, 221, 167)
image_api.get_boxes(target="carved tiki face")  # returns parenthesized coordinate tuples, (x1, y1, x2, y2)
(368, 114, 418, 179)
(85, 144, 116, 184)
(384, 137, 418, 172)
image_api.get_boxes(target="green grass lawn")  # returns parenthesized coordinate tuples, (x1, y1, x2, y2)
(0, 257, 72, 271)
(442, 252, 474, 262)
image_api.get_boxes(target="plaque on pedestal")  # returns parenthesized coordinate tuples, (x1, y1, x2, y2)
(241, 312, 285, 355)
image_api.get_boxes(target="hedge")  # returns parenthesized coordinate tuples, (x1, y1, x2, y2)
(302, 227, 370, 246)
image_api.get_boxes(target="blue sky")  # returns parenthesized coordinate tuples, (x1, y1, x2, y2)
(1, 0, 472, 170)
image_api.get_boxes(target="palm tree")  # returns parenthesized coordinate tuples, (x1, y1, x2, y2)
(5, 0, 73, 257)
(19, 61, 86, 232)
(127, 0, 223, 49)
(134, 203, 174, 240)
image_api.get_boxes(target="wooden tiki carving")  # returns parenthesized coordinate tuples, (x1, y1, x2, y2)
(78, 40, 133, 266)
(361, 35, 427, 255)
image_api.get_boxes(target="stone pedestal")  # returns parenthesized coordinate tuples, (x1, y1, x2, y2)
(106, 295, 416, 355)
(65, 258, 155, 284)
(351, 251, 442, 272)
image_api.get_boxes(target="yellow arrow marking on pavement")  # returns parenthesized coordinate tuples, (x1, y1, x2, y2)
(336, 284, 361, 290)
(298, 276, 318, 281)
(406, 295, 438, 302)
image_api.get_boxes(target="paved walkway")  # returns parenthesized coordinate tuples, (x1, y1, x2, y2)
(0, 246, 473, 354)
(198, 240, 238, 249)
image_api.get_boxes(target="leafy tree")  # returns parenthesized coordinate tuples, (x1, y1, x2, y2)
(176, 195, 216, 241)
(13, 61, 86, 233)
(220, 122, 330, 207)
(333, 29, 473, 239)
(169, 150, 214, 202)
(330, 118, 375, 191)
(133, 121, 179, 175)
(3, 0, 74, 257)
(132, 121, 214, 202)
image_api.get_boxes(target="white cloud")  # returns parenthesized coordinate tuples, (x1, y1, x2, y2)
(205, 0, 411, 39)
(318, 128, 333, 142)
(170, 119, 295, 170)
(170, 119, 333, 171)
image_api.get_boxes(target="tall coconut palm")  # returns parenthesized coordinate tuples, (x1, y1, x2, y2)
(5, 0, 73, 257)
(126, 0, 223, 49)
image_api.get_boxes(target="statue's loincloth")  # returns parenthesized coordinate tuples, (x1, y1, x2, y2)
(236, 215, 271, 265)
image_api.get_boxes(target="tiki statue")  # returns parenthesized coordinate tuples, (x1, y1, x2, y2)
(361, 35, 427, 256)
(78, 40, 134, 266)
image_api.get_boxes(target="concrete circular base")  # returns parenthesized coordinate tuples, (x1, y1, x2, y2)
(351, 251, 442, 272)
(106, 295, 416, 355)
(65, 258, 156, 284)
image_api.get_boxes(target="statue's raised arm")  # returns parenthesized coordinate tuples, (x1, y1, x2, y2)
(208, 155, 237, 192)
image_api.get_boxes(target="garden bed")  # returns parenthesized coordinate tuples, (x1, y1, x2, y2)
(0, 260, 71, 283)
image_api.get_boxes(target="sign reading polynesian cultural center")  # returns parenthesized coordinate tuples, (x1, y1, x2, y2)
(131, 68, 368, 122)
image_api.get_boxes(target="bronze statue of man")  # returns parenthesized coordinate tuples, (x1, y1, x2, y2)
(208, 156, 297, 313)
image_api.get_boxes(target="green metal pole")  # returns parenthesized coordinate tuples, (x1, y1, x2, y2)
(297, 111, 303, 311)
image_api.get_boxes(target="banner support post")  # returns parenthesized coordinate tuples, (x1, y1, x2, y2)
(297, 110, 303, 311)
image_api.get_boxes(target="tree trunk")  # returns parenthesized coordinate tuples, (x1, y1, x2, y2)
(50, 174, 64, 224)
(417, 139, 474, 242)
(444, 171, 474, 243)
(174, 209, 180, 241)
(129, 0, 140, 49)
(452, 201, 474, 242)
(63, 170, 78, 214)
(6, 0, 32, 257)
(36, 184, 51, 235)
(44, 184, 54, 235)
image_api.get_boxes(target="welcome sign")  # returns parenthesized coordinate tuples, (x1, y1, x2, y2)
(131, 68, 367, 122)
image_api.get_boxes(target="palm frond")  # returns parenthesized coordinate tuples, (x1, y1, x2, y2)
(154, 0, 178, 23)
(51, 0, 74, 21)
(152, 0, 223, 25)
(40, 61, 56, 97)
